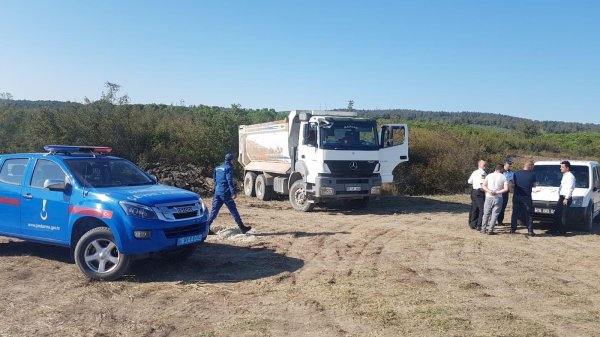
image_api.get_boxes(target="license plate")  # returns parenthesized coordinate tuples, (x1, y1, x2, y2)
(346, 186, 361, 192)
(534, 208, 555, 214)
(177, 234, 202, 246)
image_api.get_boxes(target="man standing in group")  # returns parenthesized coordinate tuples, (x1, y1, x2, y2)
(481, 164, 509, 235)
(468, 160, 488, 230)
(551, 160, 576, 235)
(511, 160, 537, 236)
(207, 153, 252, 234)
(496, 158, 514, 226)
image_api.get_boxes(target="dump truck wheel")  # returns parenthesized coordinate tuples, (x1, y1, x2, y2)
(255, 174, 272, 201)
(289, 180, 314, 212)
(244, 172, 257, 197)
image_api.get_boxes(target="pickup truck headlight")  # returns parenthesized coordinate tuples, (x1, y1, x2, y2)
(570, 197, 584, 207)
(198, 198, 207, 216)
(119, 201, 158, 219)
(370, 186, 381, 194)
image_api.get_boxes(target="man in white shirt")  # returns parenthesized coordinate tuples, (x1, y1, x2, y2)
(481, 164, 509, 234)
(467, 160, 488, 230)
(552, 160, 576, 235)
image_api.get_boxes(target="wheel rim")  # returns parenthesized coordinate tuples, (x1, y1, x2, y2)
(84, 238, 120, 274)
(244, 176, 252, 194)
(256, 180, 264, 197)
(294, 186, 307, 205)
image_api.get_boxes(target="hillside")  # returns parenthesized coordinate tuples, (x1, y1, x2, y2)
(1, 99, 599, 195)
(353, 109, 600, 134)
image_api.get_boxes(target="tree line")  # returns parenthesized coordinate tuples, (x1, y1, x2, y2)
(1, 98, 598, 195)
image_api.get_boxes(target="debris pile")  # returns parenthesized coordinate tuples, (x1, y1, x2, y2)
(144, 163, 214, 196)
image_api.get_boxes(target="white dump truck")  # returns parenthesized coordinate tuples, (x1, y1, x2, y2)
(238, 110, 408, 211)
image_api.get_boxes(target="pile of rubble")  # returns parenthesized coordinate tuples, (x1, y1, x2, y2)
(144, 163, 215, 196)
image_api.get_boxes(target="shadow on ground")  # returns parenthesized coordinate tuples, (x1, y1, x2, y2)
(127, 242, 304, 283)
(251, 231, 350, 237)
(0, 239, 304, 283)
(312, 195, 471, 216)
(0, 239, 72, 263)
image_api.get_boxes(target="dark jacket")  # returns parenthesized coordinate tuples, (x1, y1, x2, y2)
(213, 161, 237, 196)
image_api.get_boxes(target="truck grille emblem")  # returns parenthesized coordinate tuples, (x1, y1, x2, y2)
(349, 161, 358, 170)
(176, 207, 194, 213)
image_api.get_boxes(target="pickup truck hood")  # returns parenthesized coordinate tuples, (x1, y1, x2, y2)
(531, 186, 587, 202)
(97, 184, 199, 206)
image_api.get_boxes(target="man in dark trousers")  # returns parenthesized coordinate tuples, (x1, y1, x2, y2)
(207, 153, 252, 234)
(467, 160, 488, 230)
(496, 158, 514, 226)
(511, 160, 537, 236)
(551, 160, 576, 235)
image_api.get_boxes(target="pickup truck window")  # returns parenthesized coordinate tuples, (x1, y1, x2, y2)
(0, 158, 29, 185)
(30, 159, 67, 188)
(65, 158, 155, 188)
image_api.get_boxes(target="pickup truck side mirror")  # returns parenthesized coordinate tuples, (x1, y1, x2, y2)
(149, 175, 158, 183)
(44, 179, 67, 192)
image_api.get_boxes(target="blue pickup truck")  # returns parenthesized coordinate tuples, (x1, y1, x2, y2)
(0, 145, 209, 280)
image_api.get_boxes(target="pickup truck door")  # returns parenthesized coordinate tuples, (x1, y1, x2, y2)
(378, 124, 409, 183)
(20, 159, 71, 243)
(0, 158, 29, 234)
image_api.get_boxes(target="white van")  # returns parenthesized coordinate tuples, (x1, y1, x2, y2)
(531, 160, 600, 231)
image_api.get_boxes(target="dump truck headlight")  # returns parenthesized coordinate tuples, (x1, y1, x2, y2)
(320, 187, 335, 196)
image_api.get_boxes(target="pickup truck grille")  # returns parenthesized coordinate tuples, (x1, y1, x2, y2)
(164, 223, 203, 238)
(154, 202, 202, 221)
(325, 160, 378, 177)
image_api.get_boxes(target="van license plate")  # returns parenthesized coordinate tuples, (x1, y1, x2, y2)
(346, 186, 361, 192)
(177, 234, 202, 246)
(534, 208, 555, 214)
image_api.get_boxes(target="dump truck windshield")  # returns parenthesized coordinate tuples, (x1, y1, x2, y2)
(319, 120, 379, 150)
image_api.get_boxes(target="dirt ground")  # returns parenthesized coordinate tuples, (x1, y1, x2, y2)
(1, 194, 600, 337)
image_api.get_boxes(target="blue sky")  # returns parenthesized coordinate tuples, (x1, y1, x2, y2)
(0, 1, 598, 123)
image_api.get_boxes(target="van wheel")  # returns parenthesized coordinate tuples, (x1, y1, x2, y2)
(582, 202, 594, 232)
(255, 174, 272, 201)
(244, 172, 257, 197)
(289, 180, 314, 212)
(74, 227, 131, 281)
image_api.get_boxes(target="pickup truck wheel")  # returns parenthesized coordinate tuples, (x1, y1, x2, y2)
(160, 243, 198, 261)
(244, 172, 257, 197)
(581, 202, 594, 232)
(74, 227, 131, 281)
(289, 180, 314, 212)
(255, 174, 272, 201)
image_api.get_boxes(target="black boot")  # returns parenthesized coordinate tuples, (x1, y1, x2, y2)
(238, 223, 252, 234)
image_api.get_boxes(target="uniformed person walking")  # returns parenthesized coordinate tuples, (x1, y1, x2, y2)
(207, 153, 252, 234)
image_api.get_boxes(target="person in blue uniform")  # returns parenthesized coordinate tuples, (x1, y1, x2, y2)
(207, 153, 252, 234)
(496, 158, 514, 226)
